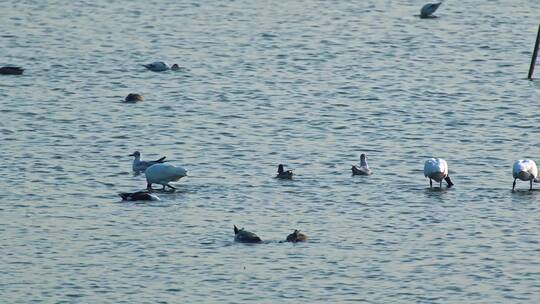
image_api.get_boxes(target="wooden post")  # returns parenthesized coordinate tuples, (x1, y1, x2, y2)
(528, 24, 540, 80)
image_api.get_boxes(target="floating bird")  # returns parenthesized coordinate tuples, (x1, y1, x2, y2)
(512, 159, 538, 191)
(424, 158, 454, 188)
(145, 163, 187, 190)
(124, 93, 144, 103)
(142, 61, 180, 72)
(234, 225, 262, 243)
(119, 191, 160, 201)
(352, 153, 372, 176)
(286, 230, 308, 243)
(276, 164, 293, 179)
(0, 66, 24, 75)
(420, 2, 442, 18)
(129, 151, 167, 174)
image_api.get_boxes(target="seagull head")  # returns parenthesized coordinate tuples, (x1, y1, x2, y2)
(129, 151, 141, 158)
(171, 64, 180, 71)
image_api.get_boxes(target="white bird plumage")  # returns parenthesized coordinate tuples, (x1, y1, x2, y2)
(420, 2, 442, 18)
(352, 153, 372, 175)
(142, 61, 180, 72)
(145, 163, 188, 190)
(129, 151, 167, 174)
(424, 158, 454, 188)
(512, 159, 538, 191)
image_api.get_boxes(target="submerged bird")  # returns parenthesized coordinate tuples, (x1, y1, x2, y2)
(286, 230, 308, 243)
(129, 151, 167, 173)
(352, 153, 372, 176)
(142, 61, 180, 72)
(124, 93, 144, 103)
(512, 159, 538, 191)
(119, 191, 160, 201)
(145, 163, 187, 190)
(276, 164, 293, 179)
(234, 225, 262, 243)
(420, 2, 443, 18)
(0, 66, 24, 75)
(424, 158, 454, 188)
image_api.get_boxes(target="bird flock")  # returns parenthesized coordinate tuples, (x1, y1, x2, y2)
(3, 2, 537, 244)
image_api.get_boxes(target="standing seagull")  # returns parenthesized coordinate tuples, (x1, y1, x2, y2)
(424, 158, 454, 188)
(145, 163, 187, 191)
(512, 159, 538, 191)
(142, 61, 180, 72)
(420, 2, 443, 18)
(352, 153, 372, 176)
(129, 151, 167, 174)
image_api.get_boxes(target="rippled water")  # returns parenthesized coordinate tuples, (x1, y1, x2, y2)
(2, 0, 540, 303)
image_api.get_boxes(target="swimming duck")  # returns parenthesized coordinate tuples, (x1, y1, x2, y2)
(0, 66, 24, 75)
(286, 230, 308, 243)
(352, 153, 372, 176)
(512, 159, 538, 191)
(276, 164, 293, 179)
(420, 2, 442, 18)
(424, 158, 454, 188)
(142, 61, 180, 72)
(124, 93, 144, 103)
(119, 191, 160, 201)
(234, 225, 262, 243)
(129, 151, 167, 173)
(145, 163, 187, 190)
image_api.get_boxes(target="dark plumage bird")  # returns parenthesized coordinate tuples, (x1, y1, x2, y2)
(420, 2, 443, 18)
(286, 230, 308, 243)
(0, 66, 24, 75)
(124, 93, 144, 103)
(276, 164, 293, 179)
(119, 191, 160, 201)
(234, 225, 262, 243)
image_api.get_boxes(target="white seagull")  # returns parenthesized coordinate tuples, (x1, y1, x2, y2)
(129, 151, 167, 174)
(512, 159, 538, 191)
(420, 2, 443, 18)
(424, 158, 454, 188)
(142, 61, 180, 72)
(352, 153, 372, 176)
(145, 163, 188, 191)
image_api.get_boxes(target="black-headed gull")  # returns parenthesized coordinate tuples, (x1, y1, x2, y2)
(129, 151, 167, 174)
(352, 153, 372, 176)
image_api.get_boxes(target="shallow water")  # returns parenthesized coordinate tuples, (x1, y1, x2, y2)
(1, 0, 540, 303)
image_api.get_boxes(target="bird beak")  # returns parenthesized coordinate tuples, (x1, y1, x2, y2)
(128, 154, 134, 156)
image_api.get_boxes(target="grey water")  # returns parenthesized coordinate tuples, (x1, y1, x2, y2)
(1, 0, 540, 303)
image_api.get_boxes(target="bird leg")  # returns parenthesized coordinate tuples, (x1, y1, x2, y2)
(512, 179, 516, 192)
(429, 179, 433, 188)
(167, 184, 177, 190)
(439, 180, 442, 188)
(147, 183, 153, 191)
(530, 179, 533, 191)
